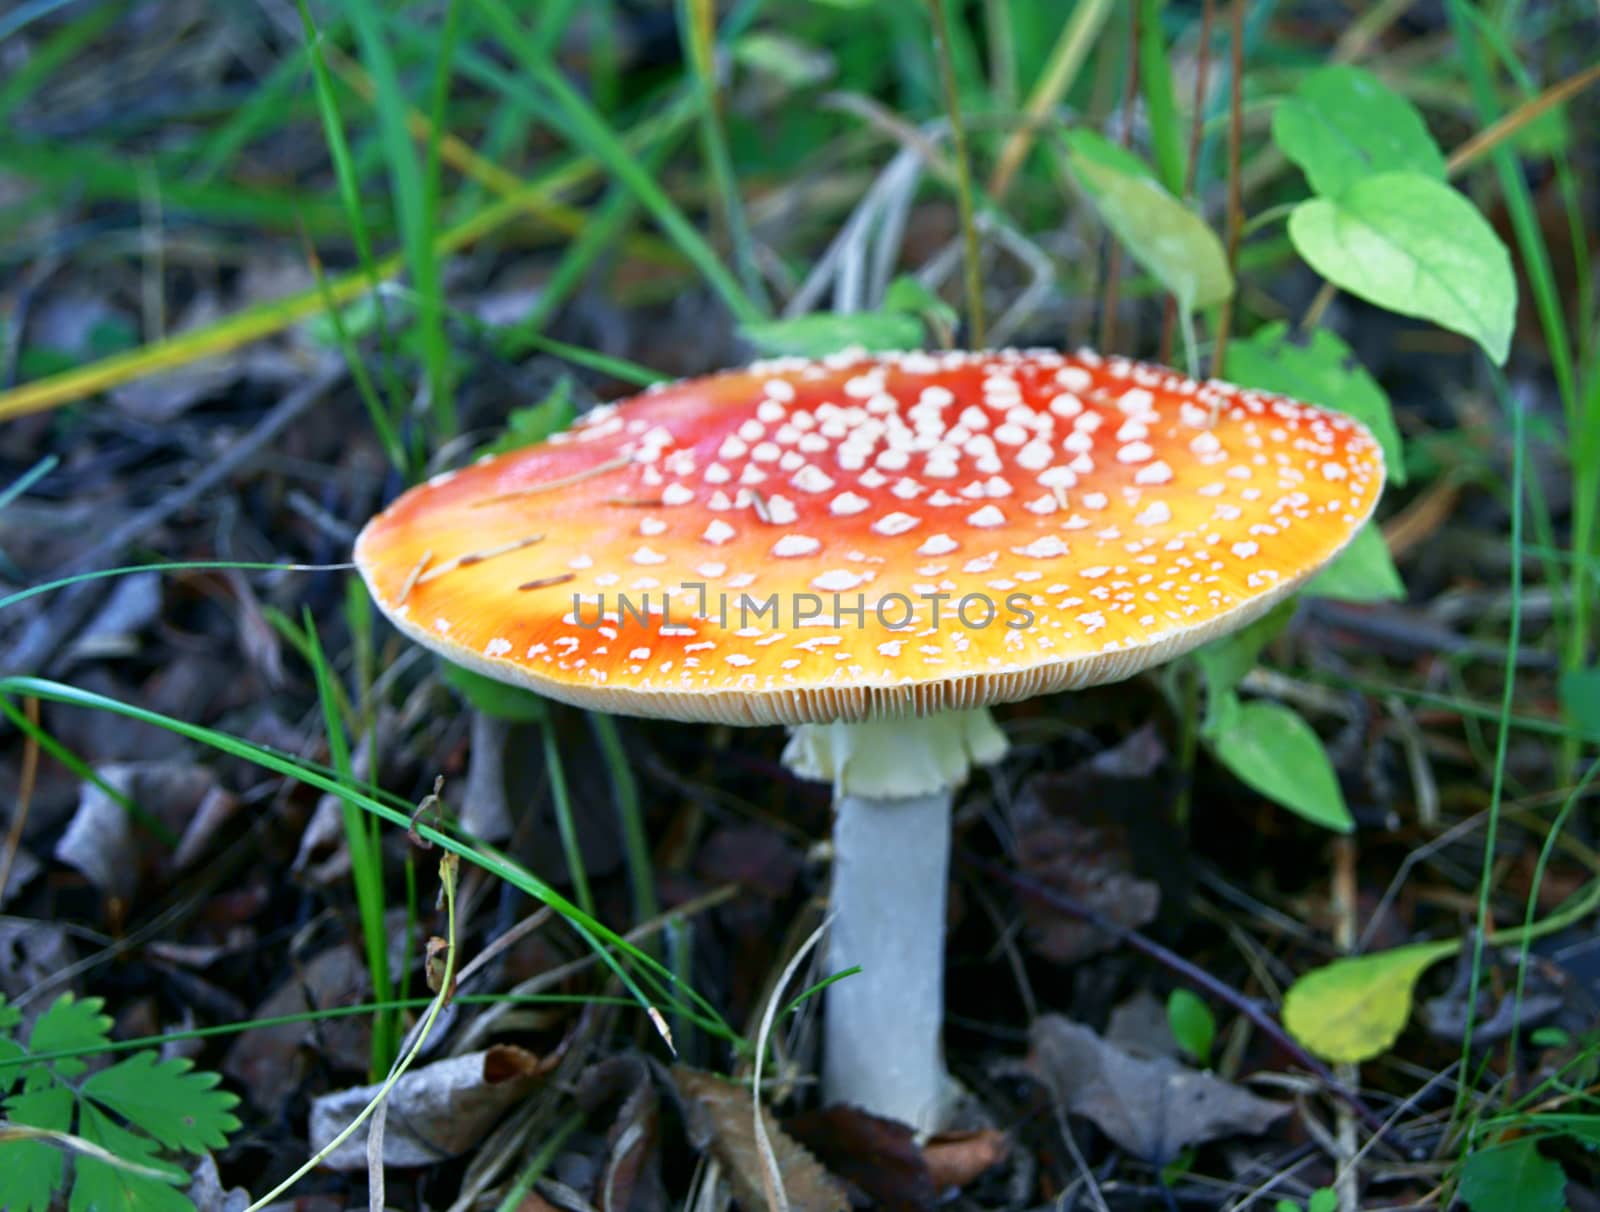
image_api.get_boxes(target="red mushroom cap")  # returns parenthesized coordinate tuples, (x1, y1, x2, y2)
(355, 349, 1384, 724)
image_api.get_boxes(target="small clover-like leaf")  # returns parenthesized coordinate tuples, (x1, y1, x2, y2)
(82, 1051, 241, 1154)
(1281, 940, 1458, 1063)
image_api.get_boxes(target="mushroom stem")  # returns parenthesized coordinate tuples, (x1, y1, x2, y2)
(824, 785, 954, 1131)
(782, 707, 1007, 1132)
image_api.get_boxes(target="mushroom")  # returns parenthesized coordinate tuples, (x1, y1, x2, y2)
(354, 348, 1384, 1131)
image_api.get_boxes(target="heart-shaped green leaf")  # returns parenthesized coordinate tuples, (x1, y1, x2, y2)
(1272, 65, 1445, 197)
(1288, 172, 1516, 365)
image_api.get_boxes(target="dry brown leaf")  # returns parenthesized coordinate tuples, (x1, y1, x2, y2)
(921, 1129, 1009, 1190)
(55, 762, 218, 904)
(1104, 991, 1183, 1060)
(786, 1105, 931, 1211)
(1012, 729, 1176, 964)
(223, 942, 372, 1111)
(1027, 1015, 1288, 1164)
(671, 1066, 848, 1212)
(309, 1044, 552, 1170)
(577, 1054, 664, 1212)
(0, 845, 41, 910)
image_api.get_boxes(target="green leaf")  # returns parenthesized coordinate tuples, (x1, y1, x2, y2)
(1165, 989, 1215, 1066)
(1458, 1138, 1568, 1212)
(1065, 140, 1232, 312)
(883, 275, 959, 341)
(439, 659, 549, 723)
(740, 312, 925, 358)
(1062, 128, 1160, 183)
(1272, 65, 1445, 197)
(27, 995, 112, 1082)
(1559, 667, 1600, 742)
(1281, 939, 1458, 1062)
(732, 32, 835, 90)
(0, 995, 25, 1099)
(1193, 599, 1296, 705)
(82, 1051, 240, 1154)
(69, 1103, 190, 1212)
(1158, 1147, 1196, 1186)
(1307, 523, 1404, 602)
(302, 293, 383, 347)
(0, 1037, 26, 1097)
(480, 379, 578, 457)
(1224, 322, 1406, 484)
(1528, 1026, 1570, 1049)
(1, 1084, 74, 1212)
(1209, 698, 1354, 832)
(1287, 172, 1516, 365)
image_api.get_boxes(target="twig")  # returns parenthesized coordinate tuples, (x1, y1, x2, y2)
(1183, 0, 1217, 198)
(1097, 5, 1142, 354)
(958, 852, 1401, 1149)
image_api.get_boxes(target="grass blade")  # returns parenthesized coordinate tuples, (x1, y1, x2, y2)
(469, 0, 764, 326)
(681, 0, 768, 312)
(345, 1, 455, 438)
(1137, 0, 1186, 194)
(0, 676, 736, 1047)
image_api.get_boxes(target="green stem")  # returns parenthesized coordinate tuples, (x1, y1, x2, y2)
(543, 722, 594, 918)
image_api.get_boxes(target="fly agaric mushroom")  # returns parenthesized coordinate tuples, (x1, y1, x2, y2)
(355, 348, 1384, 1131)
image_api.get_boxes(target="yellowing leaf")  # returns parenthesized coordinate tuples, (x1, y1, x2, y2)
(1064, 139, 1233, 312)
(1281, 940, 1458, 1063)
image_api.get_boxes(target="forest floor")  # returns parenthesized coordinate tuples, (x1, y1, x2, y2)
(1, 2, 1598, 1210)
